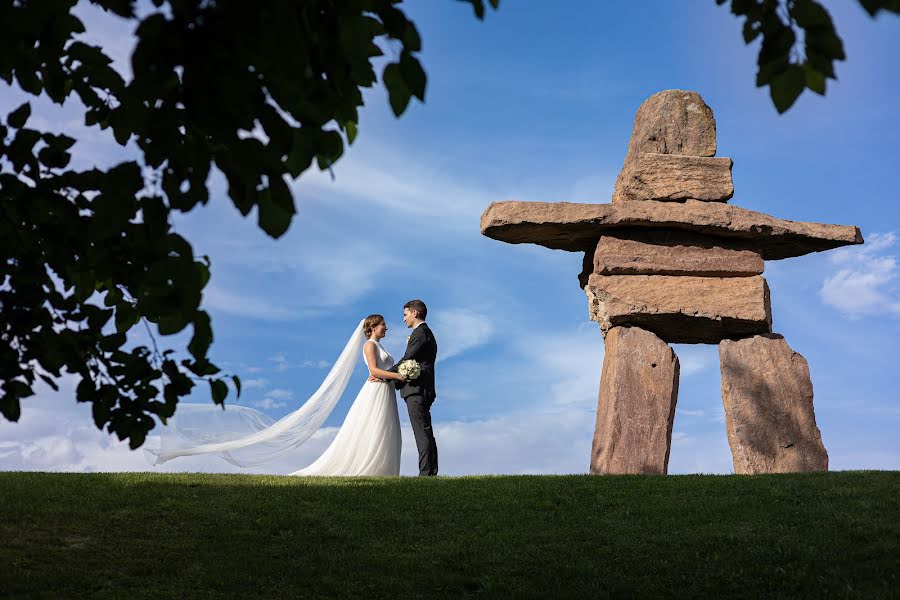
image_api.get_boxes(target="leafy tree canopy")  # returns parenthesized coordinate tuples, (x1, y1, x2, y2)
(0, 0, 893, 449)
(717, 0, 898, 112)
(0, 0, 497, 449)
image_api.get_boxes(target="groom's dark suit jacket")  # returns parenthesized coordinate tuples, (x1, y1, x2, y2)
(390, 323, 437, 402)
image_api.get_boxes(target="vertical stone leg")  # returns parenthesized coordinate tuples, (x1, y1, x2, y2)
(590, 326, 680, 475)
(719, 334, 828, 474)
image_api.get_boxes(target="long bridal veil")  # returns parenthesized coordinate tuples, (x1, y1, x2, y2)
(145, 319, 365, 467)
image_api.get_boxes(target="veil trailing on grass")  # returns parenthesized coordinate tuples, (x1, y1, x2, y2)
(145, 319, 366, 467)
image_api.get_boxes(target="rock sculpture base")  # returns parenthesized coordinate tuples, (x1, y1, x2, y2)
(591, 326, 680, 475)
(719, 334, 828, 474)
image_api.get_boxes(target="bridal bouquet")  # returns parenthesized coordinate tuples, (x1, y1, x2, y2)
(397, 359, 421, 381)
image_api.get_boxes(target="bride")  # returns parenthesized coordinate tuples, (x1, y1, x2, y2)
(145, 315, 406, 476)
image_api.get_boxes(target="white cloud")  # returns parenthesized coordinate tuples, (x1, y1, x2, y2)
(265, 389, 293, 401)
(299, 140, 496, 228)
(204, 284, 303, 321)
(301, 359, 332, 369)
(431, 307, 495, 362)
(675, 344, 717, 376)
(269, 353, 290, 372)
(514, 322, 605, 408)
(820, 232, 900, 318)
(252, 398, 287, 410)
(677, 409, 707, 418)
(242, 378, 269, 389)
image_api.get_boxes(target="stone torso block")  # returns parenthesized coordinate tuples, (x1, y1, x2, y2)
(585, 273, 772, 344)
(593, 231, 763, 277)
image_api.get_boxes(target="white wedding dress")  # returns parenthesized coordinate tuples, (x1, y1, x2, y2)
(290, 340, 401, 476)
(145, 320, 401, 477)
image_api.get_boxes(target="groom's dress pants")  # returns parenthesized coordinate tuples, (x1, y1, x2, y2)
(405, 394, 438, 476)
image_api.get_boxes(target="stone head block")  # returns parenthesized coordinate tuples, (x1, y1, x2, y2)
(613, 90, 718, 203)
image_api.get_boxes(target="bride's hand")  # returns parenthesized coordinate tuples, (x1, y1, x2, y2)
(368, 375, 386, 383)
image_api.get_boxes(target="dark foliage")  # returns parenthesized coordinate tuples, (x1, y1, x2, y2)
(717, 0, 898, 112)
(0, 0, 496, 448)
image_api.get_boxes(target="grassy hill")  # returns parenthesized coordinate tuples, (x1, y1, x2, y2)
(2, 471, 898, 598)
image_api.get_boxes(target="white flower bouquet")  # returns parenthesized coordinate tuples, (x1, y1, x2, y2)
(397, 359, 421, 381)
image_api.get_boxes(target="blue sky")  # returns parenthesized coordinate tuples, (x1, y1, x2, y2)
(1, 1, 898, 475)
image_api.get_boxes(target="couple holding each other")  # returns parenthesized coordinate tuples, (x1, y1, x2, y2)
(145, 299, 438, 477)
(294, 299, 438, 477)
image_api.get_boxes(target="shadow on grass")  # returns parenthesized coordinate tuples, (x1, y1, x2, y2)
(2, 471, 898, 598)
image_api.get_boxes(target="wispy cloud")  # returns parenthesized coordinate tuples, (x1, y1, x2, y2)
(204, 284, 303, 321)
(299, 140, 496, 228)
(252, 398, 287, 410)
(674, 344, 717, 377)
(820, 232, 900, 318)
(431, 307, 495, 361)
(515, 322, 605, 408)
(242, 378, 269, 389)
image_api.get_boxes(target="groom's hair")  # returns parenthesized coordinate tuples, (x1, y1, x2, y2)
(404, 299, 427, 319)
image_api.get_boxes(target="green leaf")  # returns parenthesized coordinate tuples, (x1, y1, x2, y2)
(315, 130, 344, 170)
(184, 358, 220, 377)
(344, 121, 358, 145)
(742, 20, 761, 43)
(790, 0, 831, 28)
(188, 311, 213, 359)
(286, 128, 316, 178)
(232, 375, 242, 398)
(38, 146, 72, 169)
(0, 394, 22, 422)
(92, 402, 110, 428)
(459, 0, 486, 19)
(383, 63, 412, 117)
(77, 377, 95, 402)
(399, 53, 427, 101)
(15, 68, 42, 95)
(857, 0, 900, 16)
(128, 428, 147, 450)
(806, 29, 845, 60)
(8, 103, 31, 129)
(99, 332, 127, 352)
(44, 133, 77, 151)
(210, 379, 228, 405)
(256, 176, 296, 238)
(804, 62, 827, 95)
(87, 306, 114, 330)
(115, 301, 140, 333)
(157, 312, 189, 335)
(770, 64, 806, 113)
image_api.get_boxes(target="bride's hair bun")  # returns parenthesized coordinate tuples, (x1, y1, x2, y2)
(363, 314, 385, 338)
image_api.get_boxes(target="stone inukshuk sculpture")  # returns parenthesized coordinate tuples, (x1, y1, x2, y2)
(480, 90, 863, 475)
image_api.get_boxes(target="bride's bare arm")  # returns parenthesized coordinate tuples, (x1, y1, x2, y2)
(364, 342, 404, 381)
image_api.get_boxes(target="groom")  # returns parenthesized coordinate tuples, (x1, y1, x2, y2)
(390, 299, 438, 476)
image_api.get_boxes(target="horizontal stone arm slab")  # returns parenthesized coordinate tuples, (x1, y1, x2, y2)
(480, 200, 863, 260)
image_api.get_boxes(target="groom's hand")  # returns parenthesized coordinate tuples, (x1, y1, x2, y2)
(368, 375, 386, 383)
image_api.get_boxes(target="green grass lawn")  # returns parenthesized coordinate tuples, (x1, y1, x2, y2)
(1, 471, 898, 598)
